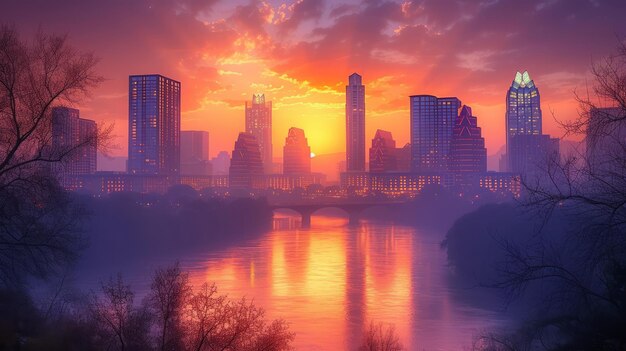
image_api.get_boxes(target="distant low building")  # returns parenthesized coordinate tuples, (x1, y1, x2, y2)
(211, 151, 231, 175)
(181, 130, 211, 176)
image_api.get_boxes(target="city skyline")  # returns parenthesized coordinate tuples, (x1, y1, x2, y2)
(3, 0, 625, 172)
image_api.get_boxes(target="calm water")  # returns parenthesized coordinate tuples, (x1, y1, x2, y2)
(76, 214, 508, 350)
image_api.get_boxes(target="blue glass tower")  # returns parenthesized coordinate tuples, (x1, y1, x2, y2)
(410, 95, 461, 172)
(128, 74, 181, 176)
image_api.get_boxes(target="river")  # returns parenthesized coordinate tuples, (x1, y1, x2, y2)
(75, 212, 509, 350)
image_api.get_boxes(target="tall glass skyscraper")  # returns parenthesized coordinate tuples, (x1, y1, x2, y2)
(346, 73, 365, 172)
(245, 94, 272, 173)
(128, 74, 181, 176)
(504, 70, 542, 171)
(410, 95, 461, 172)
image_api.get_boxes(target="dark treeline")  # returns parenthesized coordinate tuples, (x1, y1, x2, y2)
(362, 184, 515, 232)
(1, 263, 294, 351)
(79, 185, 273, 261)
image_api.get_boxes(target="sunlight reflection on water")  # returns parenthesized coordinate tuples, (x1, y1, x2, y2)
(177, 214, 509, 350)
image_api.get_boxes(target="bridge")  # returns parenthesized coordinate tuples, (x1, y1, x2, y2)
(270, 199, 405, 228)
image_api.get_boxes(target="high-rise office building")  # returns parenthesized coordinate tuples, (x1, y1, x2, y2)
(450, 105, 487, 184)
(410, 95, 461, 172)
(369, 129, 397, 173)
(346, 73, 365, 172)
(283, 127, 311, 175)
(128, 74, 181, 176)
(181, 131, 210, 175)
(508, 134, 559, 175)
(245, 94, 272, 173)
(229, 132, 264, 189)
(503, 70, 542, 171)
(51, 106, 97, 175)
(502, 71, 560, 175)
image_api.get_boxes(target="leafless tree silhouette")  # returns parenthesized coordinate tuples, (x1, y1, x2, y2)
(482, 40, 626, 350)
(358, 321, 404, 351)
(0, 25, 107, 288)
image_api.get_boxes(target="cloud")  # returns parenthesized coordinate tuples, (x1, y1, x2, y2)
(2, 0, 626, 159)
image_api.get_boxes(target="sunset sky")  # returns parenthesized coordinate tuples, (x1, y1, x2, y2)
(3, 0, 626, 170)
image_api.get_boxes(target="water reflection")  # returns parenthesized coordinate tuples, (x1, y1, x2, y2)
(185, 215, 507, 350)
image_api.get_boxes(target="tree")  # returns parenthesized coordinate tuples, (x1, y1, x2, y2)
(89, 274, 152, 351)
(184, 282, 227, 351)
(0, 25, 104, 288)
(358, 321, 404, 351)
(149, 263, 192, 351)
(481, 40, 626, 350)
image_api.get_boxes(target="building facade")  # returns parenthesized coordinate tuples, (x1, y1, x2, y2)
(504, 70, 542, 171)
(229, 132, 264, 189)
(369, 129, 397, 173)
(245, 94, 272, 173)
(283, 127, 311, 174)
(346, 73, 366, 172)
(128, 74, 181, 176)
(450, 105, 487, 185)
(211, 151, 231, 175)
(181, 130, 210, 175)
(51, 106, 97, 176)
(396, 143, 411, 172)
(410, 95, 461, 172)
(508, 134, 560, 175)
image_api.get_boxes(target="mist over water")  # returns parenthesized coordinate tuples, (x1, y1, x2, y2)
(74, 211, 510, 350)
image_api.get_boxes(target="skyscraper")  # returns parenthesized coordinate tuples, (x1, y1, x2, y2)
(450, 105, 487, 184)
(346, 73, 365, 172)
(128, 74, 181, 176)
(181, 130, 210, 175)
(245, 94, 272, 173)
(369, 129, 397, 173)
(229, 132, 264, 189)
(504, 70, 542, 171)
(410, 95, 461, 172)
(509, 134, 560, 175)
(283, 127, 311, 174)
(51, 106, 97, 175)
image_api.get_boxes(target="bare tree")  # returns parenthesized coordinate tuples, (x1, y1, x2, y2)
(0, 25, 105, 288)
(89, 274, 135, 351)
(358, 321, 404, 351)
(184, 282, 227, 351)
(485, 40, 626, 350)
(149, 263, 192, 351)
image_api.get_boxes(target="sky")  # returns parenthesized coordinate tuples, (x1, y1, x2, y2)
(2, 0, 626, 170)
